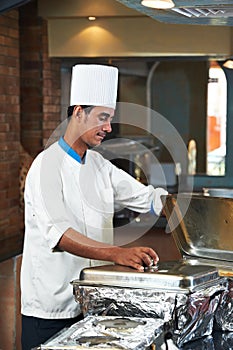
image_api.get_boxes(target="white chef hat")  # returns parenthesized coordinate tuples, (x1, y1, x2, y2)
(70, 64, 118, 109)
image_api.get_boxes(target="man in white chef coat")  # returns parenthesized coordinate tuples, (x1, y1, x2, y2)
(20, 64, 168, 350)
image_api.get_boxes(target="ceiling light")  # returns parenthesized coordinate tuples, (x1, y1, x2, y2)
(141, 0, 175, 9)
(88, 16, 96, 21)
(223, 60, 233, 69)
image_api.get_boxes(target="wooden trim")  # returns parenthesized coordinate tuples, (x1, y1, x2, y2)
(0, 232, 24, 263)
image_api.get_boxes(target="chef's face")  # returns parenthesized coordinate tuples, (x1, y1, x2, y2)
(77, 106, 115, 147)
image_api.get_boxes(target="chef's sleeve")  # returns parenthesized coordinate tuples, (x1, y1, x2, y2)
(109, 162, 168, 215)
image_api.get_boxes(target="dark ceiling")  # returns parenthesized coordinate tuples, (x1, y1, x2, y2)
(115, 0, 233, 26)
(0, 0, 32, 13)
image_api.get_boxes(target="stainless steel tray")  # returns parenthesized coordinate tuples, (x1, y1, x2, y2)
(73, 261, 220, 293)
(162, 194, 233, 265)
(39, 316, 164, 350)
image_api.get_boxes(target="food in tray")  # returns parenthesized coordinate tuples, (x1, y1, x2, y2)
(93, 317, 146, 330)
(218, 269, 233, 277)
(40, 316, 163, 349)
(76, 335, 120, 345)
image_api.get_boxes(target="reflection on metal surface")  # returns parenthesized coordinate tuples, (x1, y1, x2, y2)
(163, 194, 233, 263)
(74, 262, 220, 293)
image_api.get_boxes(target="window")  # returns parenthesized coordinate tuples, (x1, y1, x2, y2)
(207, 61, 227, 176)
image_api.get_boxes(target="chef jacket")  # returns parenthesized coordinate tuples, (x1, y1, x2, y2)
(20, 137, 167, 319)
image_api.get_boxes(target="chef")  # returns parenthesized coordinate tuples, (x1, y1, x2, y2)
(20, 64, 168, 350)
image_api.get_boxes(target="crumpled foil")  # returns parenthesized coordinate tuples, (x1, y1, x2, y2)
(40, 315, 165, 350)
(212, 331, 233, 349)
(180, 335, 215, 350)
(180, 332, 233, 350)
(74, 285, 187, 322)
(73, 282, 226, 348)
(172, 283, 226, 347)
(214, 278, 233, 331)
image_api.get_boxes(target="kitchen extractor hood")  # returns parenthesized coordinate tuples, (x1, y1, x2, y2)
(115, 0, 233, 25)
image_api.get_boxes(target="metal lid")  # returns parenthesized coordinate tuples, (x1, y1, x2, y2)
(73, 261, 219, 293)
(162, 194, 233, 263)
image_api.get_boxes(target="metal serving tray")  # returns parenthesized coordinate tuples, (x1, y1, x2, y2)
(72, 194, 231, 294)
(39, 316, 164, 350)
(162, 194, 233, 275)
(71, 194, 231, 346)
(72, 264, 224, 347)
(75, 261, 219, 293)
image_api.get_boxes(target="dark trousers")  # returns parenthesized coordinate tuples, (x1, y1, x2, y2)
(21, 314, 83, 350)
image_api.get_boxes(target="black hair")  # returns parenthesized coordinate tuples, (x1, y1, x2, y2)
(67, 105, 94, 119)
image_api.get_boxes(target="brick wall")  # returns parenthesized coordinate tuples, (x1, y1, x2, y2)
(0, 0, 62, 264)
(0, 9, 22, 350)
(19, 0, 61, 157)
(0, 2, 62, 349)
(0, 9, 22, 261)
(41, 20, 62, 148)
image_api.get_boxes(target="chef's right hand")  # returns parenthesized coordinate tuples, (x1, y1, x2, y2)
(112, 246, 159, 272)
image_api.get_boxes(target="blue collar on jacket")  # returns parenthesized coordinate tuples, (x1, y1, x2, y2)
(58, 137, 85, 164)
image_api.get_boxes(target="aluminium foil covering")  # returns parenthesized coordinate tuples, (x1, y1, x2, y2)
(214, 277, 233, 332)
(181, 332, 233, 350)
(73, 281, 226, 348)
(72, 259, 226, 347)
(39, 315, 165, 350)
